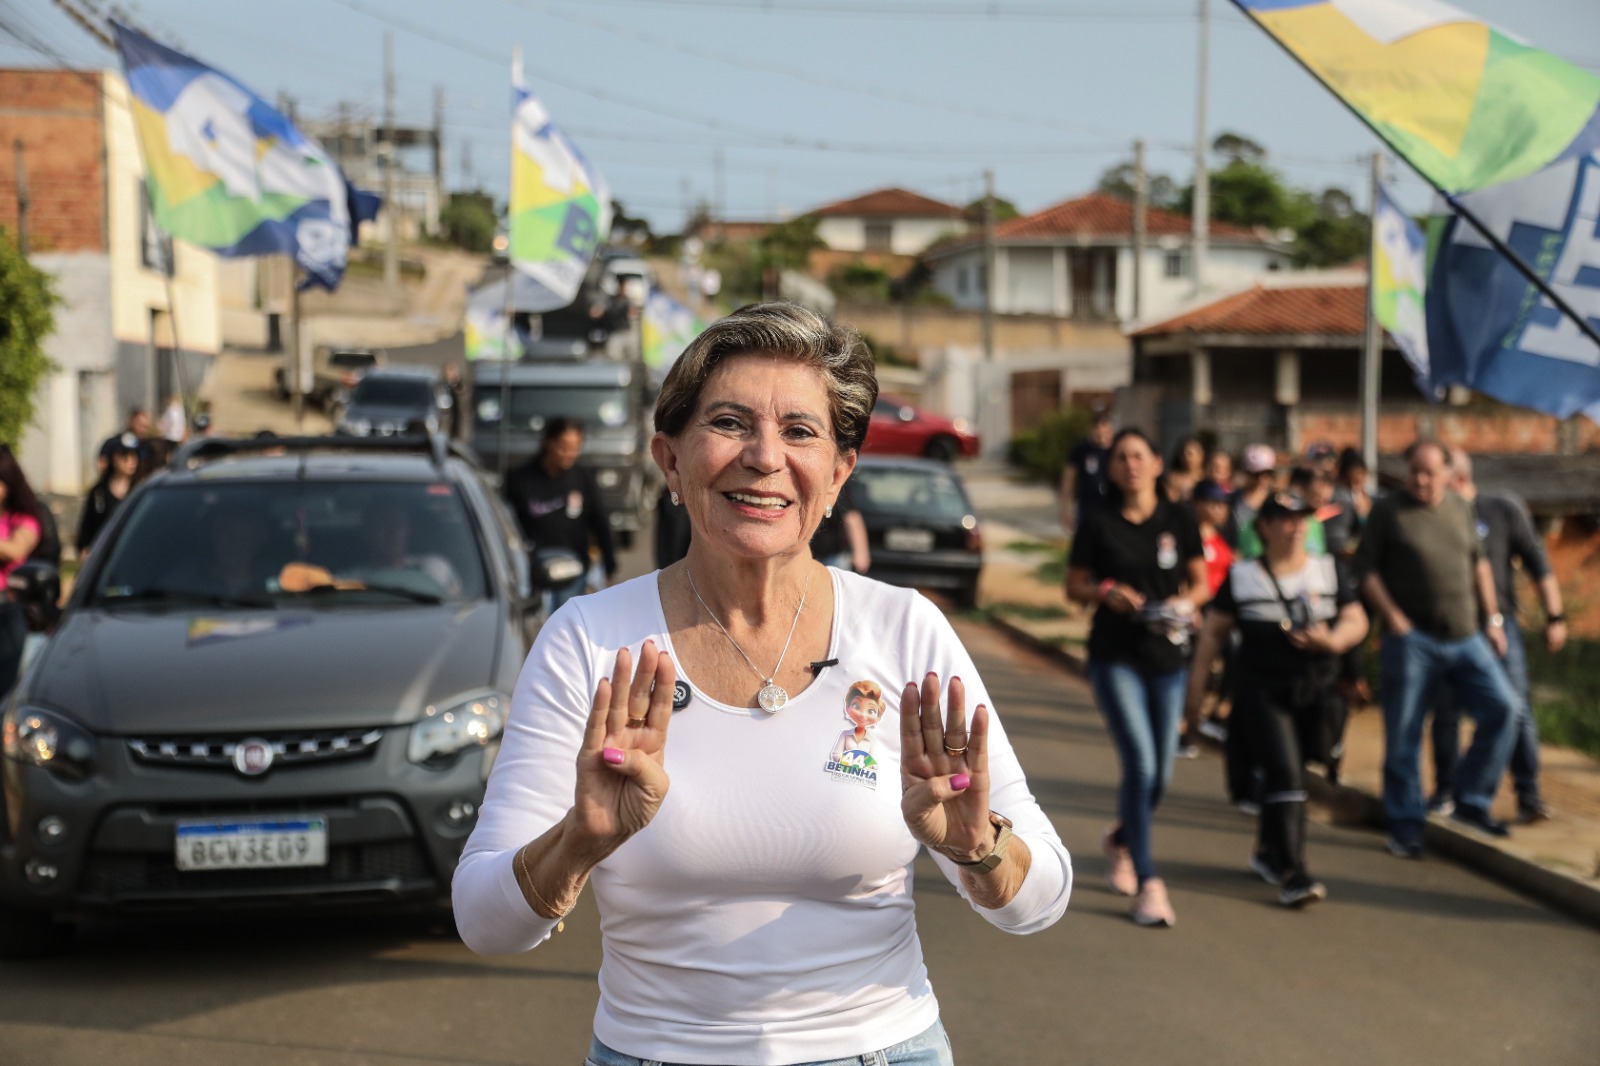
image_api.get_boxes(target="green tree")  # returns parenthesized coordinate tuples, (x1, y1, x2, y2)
(438, 190, 498, 254)
(966, 194, 1020, 222)
(757, 214, 824, 272)
(0, 228, 58, 447)
(1295, 187, 1369, 268)
(1095, 162, 1182, 211)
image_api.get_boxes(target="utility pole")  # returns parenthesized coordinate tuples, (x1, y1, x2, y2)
(981, 167, 996, 363)
(383, 31, 399, 288)
(13, 138, 28, 258)
(1191, 0, 1210, 295)
(1132, 138, 1147, 323)
(1359, 151, 1385, 478)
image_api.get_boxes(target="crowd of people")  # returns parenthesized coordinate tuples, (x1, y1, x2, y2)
(1061, 414, 1565, 925)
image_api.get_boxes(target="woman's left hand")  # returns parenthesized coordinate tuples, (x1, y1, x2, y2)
(899, 673, 994, 862)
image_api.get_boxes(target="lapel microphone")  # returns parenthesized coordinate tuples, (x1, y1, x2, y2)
(808, 658, 839, 674)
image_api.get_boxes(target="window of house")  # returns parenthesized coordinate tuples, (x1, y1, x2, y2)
(139, 180, 174, 276)
(957, 266, 969, 295)
(864, 221, 893, 253)
(1163, 250, 1189, 279)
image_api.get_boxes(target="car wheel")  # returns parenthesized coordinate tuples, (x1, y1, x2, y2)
(924, 435, 960, 464)
(0, 903, 73, 959)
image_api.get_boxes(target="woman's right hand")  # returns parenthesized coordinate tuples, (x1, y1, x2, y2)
(1105, 583, 1145, 615)
(571, 641, 677, 848)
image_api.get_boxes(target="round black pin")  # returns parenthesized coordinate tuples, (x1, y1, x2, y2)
(672, 680, 692, 711)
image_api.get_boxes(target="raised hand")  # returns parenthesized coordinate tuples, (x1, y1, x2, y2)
(572, 641, 676, 847)
(899, 672, 994, 862)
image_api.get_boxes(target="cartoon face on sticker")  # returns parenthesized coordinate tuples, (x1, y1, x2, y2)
(566, 490, 585, 520)
(1156, 532, 1178, 570)
(824, 680, 884, 788)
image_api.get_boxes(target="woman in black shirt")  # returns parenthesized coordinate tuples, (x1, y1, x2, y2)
(1066, 429, 1208, 927)
(1186, 492, 1368, 907)
(76, 435, 144, 559)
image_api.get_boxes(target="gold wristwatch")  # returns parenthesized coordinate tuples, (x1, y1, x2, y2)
(949, 811, 1015, 872)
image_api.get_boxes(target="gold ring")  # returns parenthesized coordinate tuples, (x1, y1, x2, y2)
(626, 715, 649, 728)
(943, 742, 968, 756)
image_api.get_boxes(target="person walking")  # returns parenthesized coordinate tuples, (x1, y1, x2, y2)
(1066, 428, 1209, 927)
(1059, 410, 1113, 535)
(808, 476, 871, 573)
(1230, 443, 1279, 559)
(1430, 451, 1566, 824)
(75, 436, 144, 559)
(1187, 492, 1368, 907)
(1356, 439, 1518, 856)
(502, 417, 618, 613)
(1180, 478, 1235, 757)
(0, 447, 44, 698)
(453, 303, 1071, 1065)
(97, 406, 154, 473)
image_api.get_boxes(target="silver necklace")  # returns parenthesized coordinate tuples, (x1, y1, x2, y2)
(686, 566, 812, 712)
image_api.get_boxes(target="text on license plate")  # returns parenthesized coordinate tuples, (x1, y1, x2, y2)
(885, 528, 936, 552)
(175, 818, 329, 871)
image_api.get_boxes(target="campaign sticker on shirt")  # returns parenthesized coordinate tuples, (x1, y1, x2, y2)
(1476, 520, 1490, 542)
(1085, 457, 1099, 476)
(1156, 532, 1178, 570)
(671, 680, 692, 711)
(566, 490, 584, 520)
(824, 680, 884, 788)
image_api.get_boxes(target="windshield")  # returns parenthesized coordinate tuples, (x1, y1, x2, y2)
(350, 377, 434, 407)
(90, 481, 489, 607)
(851, 466, 972, 522)
(475, 385, 630, 431)
(329, 352, 377, 370)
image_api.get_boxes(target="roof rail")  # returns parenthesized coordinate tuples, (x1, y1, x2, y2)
(172, 433, 479, 471)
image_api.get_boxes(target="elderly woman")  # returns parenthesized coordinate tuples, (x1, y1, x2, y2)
(454, 303, 1072, 1066)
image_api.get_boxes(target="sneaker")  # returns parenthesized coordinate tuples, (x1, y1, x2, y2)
(1176, 734, 1201, 759)
(1197, 717, 1228, 743)
(1385, 834, 1424, 859)
(1102, 826, 1137, 897)
(1130, 877, 1176, 927)
(1426, 794, 1455, 818)
(1248, 852, 1283, 886)
(1279, 877, 1328, 908)
(1450, 804, 1511, 839)
(1515, 800, 1552, 825)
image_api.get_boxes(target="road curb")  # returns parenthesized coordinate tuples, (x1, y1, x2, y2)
(982, 614, 1600, 932)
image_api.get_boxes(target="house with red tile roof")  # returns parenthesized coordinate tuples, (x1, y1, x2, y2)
(808, 187, 972, 258)
(922, 192, 1292, 324)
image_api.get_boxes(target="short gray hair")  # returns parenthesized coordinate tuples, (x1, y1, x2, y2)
(653, 302, 878, 451)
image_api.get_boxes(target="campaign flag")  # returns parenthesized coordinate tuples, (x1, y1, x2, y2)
(1230, 1, 1600, 194)
(510, 52, 611, 306)
(111, 23, 374, 289)
(641, 288, 705, 378)
(1370, 183, 1431, 391)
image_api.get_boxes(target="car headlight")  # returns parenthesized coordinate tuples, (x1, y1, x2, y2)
(2, 705, 96, 781)
(408, 691, 509, 766)
(596, 469, 621, 489)
(341, 418, 372, 437)
(952, 418, 972, 434)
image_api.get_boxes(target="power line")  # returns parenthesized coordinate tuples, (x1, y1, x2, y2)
(538, 0, 1201, 20)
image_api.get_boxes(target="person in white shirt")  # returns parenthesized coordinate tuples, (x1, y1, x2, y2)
(453, 302, 1072, 1066)
(157, 393, 187, 444)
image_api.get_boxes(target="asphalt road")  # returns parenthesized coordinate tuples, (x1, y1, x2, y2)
(3, 547, 1597, 1064)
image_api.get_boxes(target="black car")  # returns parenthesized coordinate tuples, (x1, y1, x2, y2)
(0, 436, 544, 956)
(851, 456, 984, 608)
(337, 366, 445, 438)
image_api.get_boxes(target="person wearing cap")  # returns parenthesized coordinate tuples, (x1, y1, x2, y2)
(1356, 439, 1518, 856)
(1229, 443, 1278, 558)
(76, 435, 145, 558)
(1187, 491, 1368, 907)
(97, 406, 154, 474)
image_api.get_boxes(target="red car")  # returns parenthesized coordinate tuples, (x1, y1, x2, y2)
(861, 395, 980, 463)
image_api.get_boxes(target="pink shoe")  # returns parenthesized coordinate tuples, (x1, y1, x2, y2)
(1102, 825, 1137, 897)
(1131, 877, 1176, 927)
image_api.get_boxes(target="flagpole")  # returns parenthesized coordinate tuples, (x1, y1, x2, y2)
(499, 264, 514, 482)
(1229, 2, 1600, 355)
(1360, 152, 1384, 477)
(292, 263, 306, 433)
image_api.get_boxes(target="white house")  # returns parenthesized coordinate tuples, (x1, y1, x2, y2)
(809, 187, 971, 257)
(923, 192, 1293, 324)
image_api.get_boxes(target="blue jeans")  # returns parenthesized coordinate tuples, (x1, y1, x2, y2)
(1432, 616, 1540, 806)
(1087, 659, 1187, 884)
(544, 575, 588, 615)
(1380, 630, 1517, 839)
(583, 1019, 953, 1066)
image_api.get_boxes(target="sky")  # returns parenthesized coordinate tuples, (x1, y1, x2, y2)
(3, 0, 1598, 232)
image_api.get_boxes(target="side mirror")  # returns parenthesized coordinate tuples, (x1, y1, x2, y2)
(8, 561, 62, 633)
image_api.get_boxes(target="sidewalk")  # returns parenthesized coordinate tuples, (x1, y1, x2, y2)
(973, 509, 1600, 929)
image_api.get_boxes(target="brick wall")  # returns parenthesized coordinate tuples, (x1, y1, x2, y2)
(0, 69, 106, 253)
(1293, 405, 1600, 456)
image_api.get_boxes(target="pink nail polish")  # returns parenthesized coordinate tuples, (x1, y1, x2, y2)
(602, 747, 625, 765)
(951, 773, 971, 791)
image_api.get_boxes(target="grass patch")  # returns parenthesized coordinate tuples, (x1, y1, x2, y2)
(1526, 636, 1600, 760)
(1031, 546, 1071, 586)
(951, 606, 993, 624)
(988, 601, 1067, 621)
(1004, 540, 1057, 555)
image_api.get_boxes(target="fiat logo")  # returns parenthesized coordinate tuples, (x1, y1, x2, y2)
(233, 738, 275, 776)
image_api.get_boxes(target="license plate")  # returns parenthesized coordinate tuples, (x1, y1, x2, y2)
(175, 818, 329, 871)
(885, 528, 936, 553)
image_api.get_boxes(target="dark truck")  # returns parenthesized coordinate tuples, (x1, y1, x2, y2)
(471, 358, 654, 546)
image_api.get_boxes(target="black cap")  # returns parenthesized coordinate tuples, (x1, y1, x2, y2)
(1258, 491, 1315, 520)
(1192, 479, 1231, 503)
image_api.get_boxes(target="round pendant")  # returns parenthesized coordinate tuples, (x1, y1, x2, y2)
(757, 683, 789, 713)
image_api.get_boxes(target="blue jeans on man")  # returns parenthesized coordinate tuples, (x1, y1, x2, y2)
(1380, 629, 1518, 844)
(1432, 615, 1539, 810)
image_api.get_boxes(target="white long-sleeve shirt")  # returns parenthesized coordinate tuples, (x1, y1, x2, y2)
(453, 568, 1071, 1065)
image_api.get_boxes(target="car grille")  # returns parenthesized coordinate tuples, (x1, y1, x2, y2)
(80, 840, 433, 896)
(126, 728, 384, 770)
